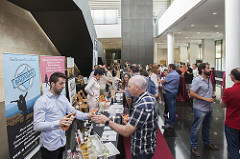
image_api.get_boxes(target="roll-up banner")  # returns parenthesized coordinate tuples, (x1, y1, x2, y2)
(40, 56, 65, 95)
(3, 53, 41, 159)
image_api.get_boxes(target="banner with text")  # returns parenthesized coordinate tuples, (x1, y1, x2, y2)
(67, 57, 74, 78)
(68, 78, 76, 105)
(3, 53, 41, 159)
(40, 56, 65, 95)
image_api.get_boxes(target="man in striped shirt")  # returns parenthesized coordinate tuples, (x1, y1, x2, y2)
(93, 75, 158, 158)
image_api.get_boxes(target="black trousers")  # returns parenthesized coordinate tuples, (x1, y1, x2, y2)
(163, 93, 168, 115)
(41, 146, 65, 159)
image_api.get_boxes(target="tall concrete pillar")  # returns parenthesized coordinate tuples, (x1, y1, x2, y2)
(121, 0, 153, 66)
(225, 0, 240, 88)
(154, 43, 158, 64)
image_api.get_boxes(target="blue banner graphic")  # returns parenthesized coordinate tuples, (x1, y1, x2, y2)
(3, 53, 41, 159)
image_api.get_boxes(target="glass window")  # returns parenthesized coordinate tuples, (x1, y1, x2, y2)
(216, 41, 222, 58)
(92, 10, 104, 24)
(91, 10, 118, 25)
(105, 10, 118, 24)
(215, 58, 222, 71)
(215, 40, 222, 70)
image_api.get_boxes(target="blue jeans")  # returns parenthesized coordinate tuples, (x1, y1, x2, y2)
(165, 91, 177, 126)
(225, 125, 240, 159)
(190, 109, 212, 148)
(131, 153, 154, 159)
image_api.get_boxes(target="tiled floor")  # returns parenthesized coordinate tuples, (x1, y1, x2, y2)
(33, 85, 228, 159)
(157, 85, 228, 159)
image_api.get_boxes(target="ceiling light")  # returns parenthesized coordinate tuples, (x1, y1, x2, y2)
(212, 12, 217, 15)
(216, 32, 219, 34)
(214, 25, 219, 28)
(185, 37, 189, 39)
(178, 32, 181, 34)
(191, 24, 195, 27)
(197, 32, 200, 34)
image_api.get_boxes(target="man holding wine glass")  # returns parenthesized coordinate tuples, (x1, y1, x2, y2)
(34, 72, 94, 159)
(189, 63, 219, 157)
(92, 75, 159, 159)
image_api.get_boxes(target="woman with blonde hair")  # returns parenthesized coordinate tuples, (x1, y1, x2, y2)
(120, 73, 131, 109)
(120, 73, 131, 92)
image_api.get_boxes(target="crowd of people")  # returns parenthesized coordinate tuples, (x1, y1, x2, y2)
(111, 61, 239, 159)
(33, 61, 240, 159)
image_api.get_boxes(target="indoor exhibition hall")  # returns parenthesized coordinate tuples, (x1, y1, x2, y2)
(0, 0, 239, 159)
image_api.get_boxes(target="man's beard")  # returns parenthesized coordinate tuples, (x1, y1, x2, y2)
(204, 71, 211, 76)
(54, 87, 63, 95)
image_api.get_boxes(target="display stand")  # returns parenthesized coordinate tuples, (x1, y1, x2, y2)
(66, 92, 124, 159)
(73, 90, 89, 112)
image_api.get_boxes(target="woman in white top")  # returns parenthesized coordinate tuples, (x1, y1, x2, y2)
(99, 67, 112, 95)
(85, 68, 104, 111)
(149, 65, 159, 95)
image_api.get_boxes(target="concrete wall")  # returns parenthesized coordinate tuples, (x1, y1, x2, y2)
(154, 43, 158, 64)
(121, 0, 153, 66)
(156, 48, 167, 64)
(174, 48, 180, 63)
(179, 46, 188, 63)
(189, 43, 200, 64)
(202, 39, 215, 68)
(155, 47, 180, 65)
(0, 0, 62, 158)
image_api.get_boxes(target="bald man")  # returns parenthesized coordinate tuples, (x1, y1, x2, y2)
(93, 75, 159, 159)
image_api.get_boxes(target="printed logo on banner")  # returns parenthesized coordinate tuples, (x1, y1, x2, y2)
(11, 64, 36, 91)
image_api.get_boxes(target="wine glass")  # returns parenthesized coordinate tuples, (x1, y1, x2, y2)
(91, 108, 99, 116)
(212, 92, 216, 104)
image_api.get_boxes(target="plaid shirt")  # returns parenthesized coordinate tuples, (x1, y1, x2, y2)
(129, 91, 159, 156)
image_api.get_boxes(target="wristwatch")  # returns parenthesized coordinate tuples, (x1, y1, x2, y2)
(105, 120, 110, 126)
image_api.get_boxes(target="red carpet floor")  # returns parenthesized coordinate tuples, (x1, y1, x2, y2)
(124, 129, 174, 159)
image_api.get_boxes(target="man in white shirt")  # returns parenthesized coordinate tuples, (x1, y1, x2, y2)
(34, 72, 93, 159)
(159, 64, 166, 74)
(192, 64, 199, 78)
